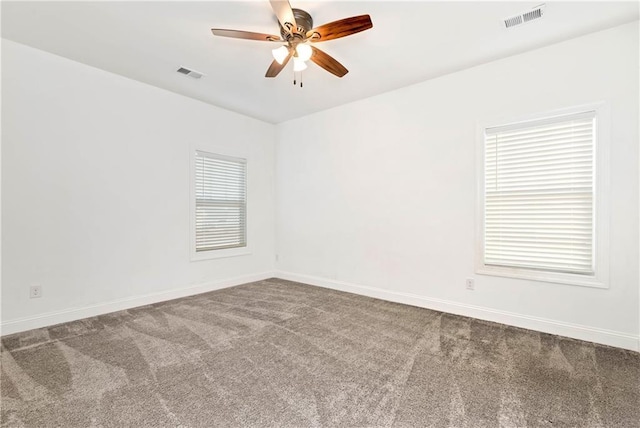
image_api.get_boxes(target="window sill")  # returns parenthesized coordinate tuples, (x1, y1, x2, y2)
(190, 247, 252, 262)
(476, 265, 607, 289)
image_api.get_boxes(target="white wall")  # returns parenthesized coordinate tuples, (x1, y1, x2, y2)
(1, 39, 276, 333)
(3, 23, 639, 351)
(275, 22, 640, 350)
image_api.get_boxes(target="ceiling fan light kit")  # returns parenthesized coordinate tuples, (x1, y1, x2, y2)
(295, 43, 312, 62)
(211, 0, 373, 86)
(293, 57, 307, 72)
(272, 45, 290, 65)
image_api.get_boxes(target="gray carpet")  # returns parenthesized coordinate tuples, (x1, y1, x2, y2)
(1, 278, 639, 427)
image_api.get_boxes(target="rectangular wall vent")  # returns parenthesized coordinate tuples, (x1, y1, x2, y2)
(177, 67, 204, 79)
(504, 4, 545, 29)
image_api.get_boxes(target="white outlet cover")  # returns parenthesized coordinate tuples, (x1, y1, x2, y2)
(30, 285, 42, 298)
(465, 278, 475, 290)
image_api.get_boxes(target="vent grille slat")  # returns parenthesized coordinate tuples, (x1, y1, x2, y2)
(523, 8, 543, 22)
(504, 15, 523, 28)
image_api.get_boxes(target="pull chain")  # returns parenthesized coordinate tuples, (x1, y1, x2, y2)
(292, 70, 304, 88)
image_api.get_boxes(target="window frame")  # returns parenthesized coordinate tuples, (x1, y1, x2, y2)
(475, 103, 610, 288)
(190, 147, 251, 262)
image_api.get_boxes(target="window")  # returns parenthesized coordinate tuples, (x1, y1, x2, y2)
(194, 151, 247, 253)
(477, 106, 609, 287)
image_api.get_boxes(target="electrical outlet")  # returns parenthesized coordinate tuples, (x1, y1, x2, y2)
(465, 278, 475, 290)
(30, 285, 42, 298)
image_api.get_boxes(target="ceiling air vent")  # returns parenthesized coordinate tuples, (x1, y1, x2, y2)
(503, 4, 545, 29)
(177, 67, 204, 79)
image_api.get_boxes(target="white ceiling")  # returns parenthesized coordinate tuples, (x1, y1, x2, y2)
(2, 1, 638, 123)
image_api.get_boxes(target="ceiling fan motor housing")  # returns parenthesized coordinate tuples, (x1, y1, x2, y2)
(280, 8, 313, 41)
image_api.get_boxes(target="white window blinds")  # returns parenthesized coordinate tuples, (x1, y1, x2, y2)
(484, 111, 596, 275)
(195, 151, 246, 252)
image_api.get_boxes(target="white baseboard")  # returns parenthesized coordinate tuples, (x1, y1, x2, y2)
(4, 269, 637, 352)
(275, 270, 640, 352)
(1, 271, 275, 336)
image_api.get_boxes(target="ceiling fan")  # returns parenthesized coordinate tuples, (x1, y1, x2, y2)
(211, 0, 373, 84)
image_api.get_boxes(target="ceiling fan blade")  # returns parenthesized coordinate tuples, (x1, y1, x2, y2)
(307, 15, 373, 42)
(265, 50, 293, 78)
(269, 0, 297, 34)
(211, 29, 282, 42)
(310, 46, 348, 78)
